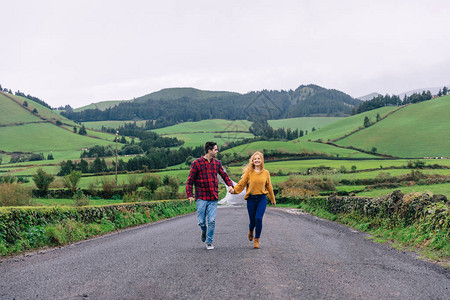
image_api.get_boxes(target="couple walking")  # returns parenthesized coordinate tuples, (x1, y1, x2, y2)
(186, 142, 276, 250)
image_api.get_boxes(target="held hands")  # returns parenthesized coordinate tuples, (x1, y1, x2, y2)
(188, 197, 195, 205)
(227, 186, 235, 194)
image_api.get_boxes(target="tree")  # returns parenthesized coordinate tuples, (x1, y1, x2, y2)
(32, 168, 54, 194)
(363, 116, 370, 128)
(443, 86, 448, 96)
(23, 101, 28, 107)
(90, 157, 104, 173)
(78, 125, 87, 135)
(32, 108, 38, 114)
(371, 147, 377, 154)
(376, 113, 380, 122)
(47, 152, 54, 160)
(58, 160, 74, 176)
(73, 126, 77, 133)
(351, 165, 357, 172)
(63, 170, 82, 194)
(77, 159, 89, 173)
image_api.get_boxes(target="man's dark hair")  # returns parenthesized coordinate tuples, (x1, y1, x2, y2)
(204, 141, 217, 154)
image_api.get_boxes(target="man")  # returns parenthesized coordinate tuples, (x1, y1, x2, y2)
(186, 142, 234, 250)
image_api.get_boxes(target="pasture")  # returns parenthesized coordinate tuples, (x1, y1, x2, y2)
(222, 140, 377, 158)
(303, 106, 398, 142)
(0, 123, 114, 161)
(336, 95, 450, 158)
(0, 94, 42, 123)
(83, 120, 149, 130)
(268, 117, 342, 133)
(153, 119, 252, 134)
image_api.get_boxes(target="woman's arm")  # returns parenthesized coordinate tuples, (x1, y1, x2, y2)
(265, 171, 276, 205)
(232, 172, 249, 194)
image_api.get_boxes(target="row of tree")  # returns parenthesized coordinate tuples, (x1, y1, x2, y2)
(249, 119, 306, 140)
(8, 153, 54, 164)
(354, 88, 447, 114)
(0, 84, 52, 110)
(58, 146, 205, 176)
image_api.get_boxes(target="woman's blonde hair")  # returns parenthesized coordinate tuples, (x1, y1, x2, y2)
(241, 151, 264, 178)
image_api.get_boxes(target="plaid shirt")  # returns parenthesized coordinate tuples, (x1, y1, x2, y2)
(186, 156, 234, 201)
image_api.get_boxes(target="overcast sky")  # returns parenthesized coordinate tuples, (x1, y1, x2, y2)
(2, 0, 450, 108)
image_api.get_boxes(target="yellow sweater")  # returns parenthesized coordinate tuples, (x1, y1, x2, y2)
(233, 169, 276, 204)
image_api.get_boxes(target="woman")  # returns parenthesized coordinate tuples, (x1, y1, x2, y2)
(231, 151, 276, 249)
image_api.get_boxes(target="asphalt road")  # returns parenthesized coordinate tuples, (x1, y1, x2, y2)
(1, 207, 449, 300)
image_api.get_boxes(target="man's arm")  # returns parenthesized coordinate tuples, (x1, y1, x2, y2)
(186, 161, 198, 204)
(218, 162, 234, 188)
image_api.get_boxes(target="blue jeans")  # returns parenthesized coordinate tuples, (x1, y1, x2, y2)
(246, 194, 267, 239)
(196, 199, 218, 244)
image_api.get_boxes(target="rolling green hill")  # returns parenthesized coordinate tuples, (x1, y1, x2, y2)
(74, 100, 131, 112)
(153, 119, 252, 135)
(134, 87, 240, 102)
(336, 95, 450, 157)
(268, 117, 342, 133)
(303, 106, 399, 142)
(222, 140, 377, 158)
(61, 84, 361, 123)
(83, 120, 149, 130)
(0, 92, 77, 126)
(0, 92, 117, 162)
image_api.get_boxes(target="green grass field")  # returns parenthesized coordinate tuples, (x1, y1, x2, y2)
(74, 100, 130, 112)
(228, 159, 450, 177)
(83, 120, 149, 130)
(222, 140, 377, 158)
(336, 95, 450, 158)
(153, 119, 252, 135)
(0, 123, 114, 160)
(33, 198, 126, 206)
(3, 93, 78, 126)
(0, 93, 42, 123)
(164, 132, 255, 148)
(303, 106, 398, 142)
(356, 182, 450, 198)
(268, 117, 342, 133)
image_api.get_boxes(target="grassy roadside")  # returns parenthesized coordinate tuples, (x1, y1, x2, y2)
(276, 202, 450, 267)
(0, 200, 196, 257)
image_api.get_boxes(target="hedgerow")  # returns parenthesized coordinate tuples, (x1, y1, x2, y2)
(0, 200, 195, 256)
(289, 191, 449, 259)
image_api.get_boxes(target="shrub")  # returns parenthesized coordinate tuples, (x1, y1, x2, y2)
(123, 192, 144, 203)
(153, 186, 172, 200)
(0, 183, 33, 206)
(1, 175, 17, 184)
(101, 177, 116, 198)
(141, 174, 161, 193)
(279, 177, 336, 194)
(73, 191, 90, 206)
(63, 170, 82, 194)
(32, 168, 54, 195)
(122, 175, 140, 193)
(87, 181, 98, 196)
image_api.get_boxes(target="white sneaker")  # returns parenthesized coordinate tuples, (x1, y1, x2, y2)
(206, 243, 214, 250)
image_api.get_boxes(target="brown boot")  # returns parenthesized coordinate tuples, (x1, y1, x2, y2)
(248, 230, 253, 241)
(253, 238, 260, 249)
